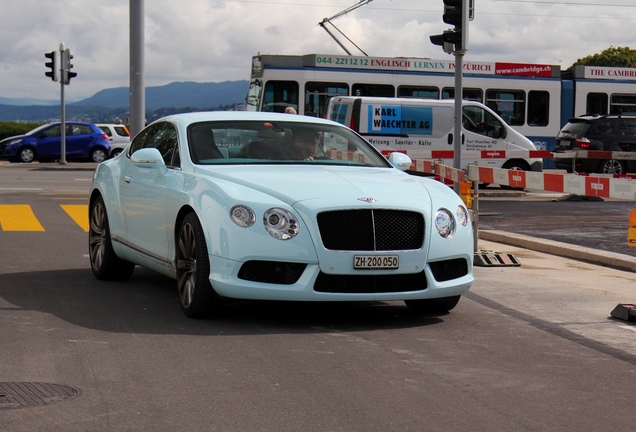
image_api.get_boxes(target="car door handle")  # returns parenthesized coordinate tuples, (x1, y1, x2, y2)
(124, 176, 132, 184)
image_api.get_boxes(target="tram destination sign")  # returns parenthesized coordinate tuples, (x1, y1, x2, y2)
(307, 54, 558, 78)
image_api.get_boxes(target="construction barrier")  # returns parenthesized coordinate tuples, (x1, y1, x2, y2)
(407, 156, 636, 201)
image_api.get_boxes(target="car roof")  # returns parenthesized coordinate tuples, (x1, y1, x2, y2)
(570, 114, 636, 121)
(156, 111, 343, 128)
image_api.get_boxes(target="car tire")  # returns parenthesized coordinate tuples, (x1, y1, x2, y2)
(500, 159, 529, 190)
(17, 146, 35, 163)
(89, 195, 135, 281)
(177, 212, 222, 319)
(404, 295, 461, 314)
(90, 148, 107, 163)
(110, 149, 123, 158)
(598, 159, 625, 175)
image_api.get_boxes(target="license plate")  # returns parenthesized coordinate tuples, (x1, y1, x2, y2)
(354, 255, 399, 269)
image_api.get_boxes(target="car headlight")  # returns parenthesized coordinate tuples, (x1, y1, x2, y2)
(230, 205, 256, 228)
(456, 205, 469, 227)
(435, 208, 456, 238)
(263, 208, 300, 240)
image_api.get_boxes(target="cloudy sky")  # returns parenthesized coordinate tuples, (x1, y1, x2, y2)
(1, 0, 634, 102)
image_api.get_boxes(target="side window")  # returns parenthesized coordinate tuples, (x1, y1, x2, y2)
(77, 125, 93, 135)
(527, 90, 549, 126)
(463, 106, 506, 139)
(99, 126, 113, 137)
(44, 126, 61, 138)
(397, 86, 439, 99)
(262, 80, 299, 113)
(128, 126, 153, 154)
(623, 119, 636, 136)
(586, 92, 608, 115)
(486, 90, 525, 126)
(114, 126, 129, 137)
(610, 94, 636, 115)
(305, 81, 348, 117)
(144, 122, 179, 167)
(442, 87, 483, 102)
(352, 83, 394, 97)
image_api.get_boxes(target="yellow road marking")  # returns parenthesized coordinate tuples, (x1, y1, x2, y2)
(0, 205, 45, 231)
(61, 204, 89, 232)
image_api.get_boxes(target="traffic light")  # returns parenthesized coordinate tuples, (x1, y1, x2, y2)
(44, 51, 58, 82)
(429, 31, 455, 55)
(430, 0, 474, 54)
(61, 49, 77, 84)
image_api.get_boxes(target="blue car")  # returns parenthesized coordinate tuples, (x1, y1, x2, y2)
(0, 122, 110, 163)
(88, 112, 474, 319)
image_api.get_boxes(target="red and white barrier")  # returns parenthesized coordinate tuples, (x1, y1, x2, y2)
(468, 165, 636, 200)
(409, 149, 636, 161)
(406, 158, 636, 201)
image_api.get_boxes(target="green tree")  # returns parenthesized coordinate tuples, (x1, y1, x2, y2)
(569, 46, 636, 69)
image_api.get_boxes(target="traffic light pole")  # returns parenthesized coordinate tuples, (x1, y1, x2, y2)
(59, 43, 67, 165)
(453, 52, 463, 194)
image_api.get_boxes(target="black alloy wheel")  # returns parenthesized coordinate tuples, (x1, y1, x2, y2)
(176, 212, 222, 318)
(88, 195, 135, 280)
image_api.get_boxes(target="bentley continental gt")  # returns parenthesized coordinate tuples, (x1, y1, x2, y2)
(88, 112, 474, 318)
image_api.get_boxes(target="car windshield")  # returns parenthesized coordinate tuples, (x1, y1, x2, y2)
(187, 120, 392, 168)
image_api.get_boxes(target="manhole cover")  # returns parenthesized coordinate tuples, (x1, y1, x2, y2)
(0, 382, 81, 409)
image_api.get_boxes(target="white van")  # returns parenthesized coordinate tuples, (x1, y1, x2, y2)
(326, 96, 543, 173)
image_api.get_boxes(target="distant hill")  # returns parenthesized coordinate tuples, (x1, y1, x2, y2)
(0, 80, 248, 122)
(0, 96, 59, 106)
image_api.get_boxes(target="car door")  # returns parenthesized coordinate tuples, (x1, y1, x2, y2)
(65, 124, 94, 158)
(119, 121, 179, 260)
(35, 124, 62, 159)
(616, 118, 636, 152)
(462, 105, 507, 166)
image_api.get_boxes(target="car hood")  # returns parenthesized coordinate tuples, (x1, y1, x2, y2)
(0, 134, 26, 144)
(196, 165, 432, 210)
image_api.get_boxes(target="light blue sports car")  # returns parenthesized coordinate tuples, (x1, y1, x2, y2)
(88, 112, 474, 318)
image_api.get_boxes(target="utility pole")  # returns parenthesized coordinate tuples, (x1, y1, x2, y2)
(130, 0, 145, 137)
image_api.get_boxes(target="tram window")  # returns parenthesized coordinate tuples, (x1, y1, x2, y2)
(486, 90, 525, 126)
(398, 86, 439, 99)
(527, 90, 549, 126)
(262, 80, 299, 113)
(586, 93, 608, 115)
(352, 83, 395, 97)
(442, 87, 482, 102)
(610, 94, 636, 115)
(305, 82, 348, 117)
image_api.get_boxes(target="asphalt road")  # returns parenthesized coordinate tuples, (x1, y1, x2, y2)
(478, 189, 636, 258)
(1, 162, 636, 431)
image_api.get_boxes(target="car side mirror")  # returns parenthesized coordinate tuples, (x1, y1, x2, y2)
(387, 152, 412, 171)
(131, 148, 167, 173)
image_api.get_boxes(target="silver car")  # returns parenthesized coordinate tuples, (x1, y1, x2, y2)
(96, 123, 130, 158)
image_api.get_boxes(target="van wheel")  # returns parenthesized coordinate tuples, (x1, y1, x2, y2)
(598, 159, 625, 175)
(500, 160, 529, 190)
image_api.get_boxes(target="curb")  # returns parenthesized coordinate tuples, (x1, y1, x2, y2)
(478, 229, 636, 273)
